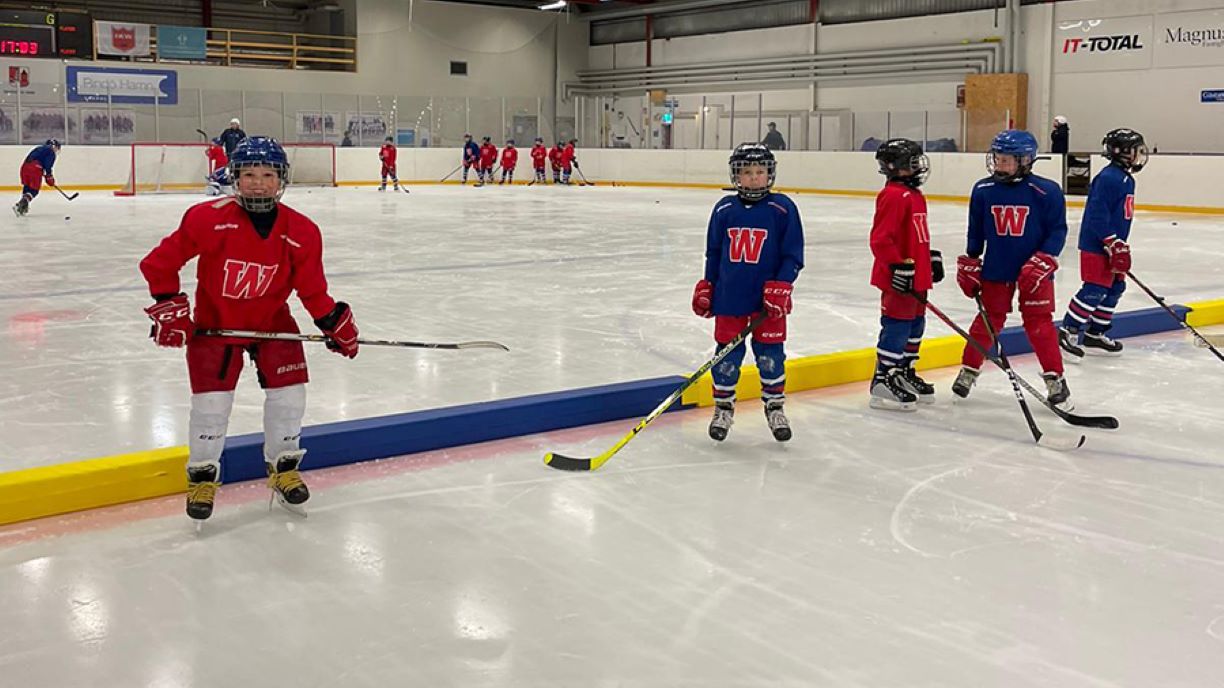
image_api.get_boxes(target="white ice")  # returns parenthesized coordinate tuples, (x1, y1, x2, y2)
(0, 184, 1220, 470)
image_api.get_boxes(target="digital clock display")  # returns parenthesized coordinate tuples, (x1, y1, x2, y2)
(0, 25, 54, 56)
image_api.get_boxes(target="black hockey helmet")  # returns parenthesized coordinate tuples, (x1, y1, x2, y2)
(534, 137, 543, 143)
(728, 142, 776, 202)
(1102, 128, 1148, 173)
(482, 136, 491, 143)
(875, 138, 929, 188)
(45, 138, 61, 150)
(384, 135, 393, 143)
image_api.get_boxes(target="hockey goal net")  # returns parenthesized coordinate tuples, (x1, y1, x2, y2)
(114, 142, 337, 196)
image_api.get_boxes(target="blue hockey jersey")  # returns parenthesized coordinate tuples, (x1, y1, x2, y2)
(463, 140, 480, 163)
(703, 192, 805, 316)
(1077, 163, 1135, 254)
(24, 144, 58, 175)
(966, 174, 1068, 282)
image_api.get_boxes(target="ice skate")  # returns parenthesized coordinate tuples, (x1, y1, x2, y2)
(763, 401, 792, 441)
(708, 402, 735, 442)
(13, 197, 29, 217)
(378, 183, 386, 191)
(186, 463, 221, 522)
(899, 366, 936, 404)
(1058, 327, 1084, 363)
(950, 366, 980, 400)
(1083, 331, 1123, 357)
(1042, 372, 1074, 411)
(869, 367, 918, 411)
(266, 450, 310, 517)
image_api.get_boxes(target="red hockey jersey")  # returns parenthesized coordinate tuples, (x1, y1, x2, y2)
(530, 144, 547, 168)
(140, 197, 337, 332)
(379, 143, 397, 167)
(869, 181, 933, 292)
(205, 144, 228, 173)
(479, 143, 498, 167)
(500, 146, 517, 169)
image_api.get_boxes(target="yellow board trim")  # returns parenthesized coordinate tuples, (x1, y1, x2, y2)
(1185, 298, 1224, 327)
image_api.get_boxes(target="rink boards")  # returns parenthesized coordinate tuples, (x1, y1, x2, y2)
(1, 299, 1218, 526)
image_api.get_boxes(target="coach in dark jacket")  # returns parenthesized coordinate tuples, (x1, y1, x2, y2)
(218, 118, 247, 156)
(1051, 115, 1069, 154)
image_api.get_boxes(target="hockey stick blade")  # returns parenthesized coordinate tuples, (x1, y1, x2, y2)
(1192, 333, 1224, 348)
(1037, 431, 1087, 451)
(198, 329, 509, 351)
(544, 314, 768, 472)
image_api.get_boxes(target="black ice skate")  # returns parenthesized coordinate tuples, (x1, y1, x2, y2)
(1058, 327, 1084, 363)
(708, 402, 735, 441)
(763, 401, 792, 441)
(186, 464, 221, 521)
(1083, 331, 1123, 357)
(13, 197, 29, 217)
(869, 367, 918, 412)
(378, 183, 386, 191)
(950, 366, 980, 400)
(900, 366, 936, 404)
(1042, 372, 1074, 411)
(266, 450, 310, 516)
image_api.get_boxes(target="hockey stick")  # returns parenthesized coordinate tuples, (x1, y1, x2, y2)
(440, 164, 463, 183)
(198, 329, 509, 351)
(1193, 333, 1224, 348)
(195, 128, 209, 141)
(1126, 270, 1224, 363)
(49, 184, 78, 201)
(973, 295, 1085, 450)
(545, 313, 768, 472)
(923, 297, 1118, 430)
(573, 163, 595, 187)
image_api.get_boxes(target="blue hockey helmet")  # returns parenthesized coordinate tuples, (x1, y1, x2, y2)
(986, 130, 1038, 182)
(45, 138, 61, 150)
(228, 136, 289, 212)
(729, 142, 776, 202)
(211, 137, 223, 147)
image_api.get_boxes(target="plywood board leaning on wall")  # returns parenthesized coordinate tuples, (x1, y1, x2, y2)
(964, 73, 1029, 152)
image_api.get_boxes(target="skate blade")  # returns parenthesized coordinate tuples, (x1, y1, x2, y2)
(268, 492, 308, 518)
(1083, 349, 1122, 358)
(869, 397, 917, 412)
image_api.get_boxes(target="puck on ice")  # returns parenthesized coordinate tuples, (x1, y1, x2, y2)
(65, 216, 70, 220)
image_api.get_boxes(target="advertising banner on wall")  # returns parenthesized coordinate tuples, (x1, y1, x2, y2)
(0, 106, 15, 144)
(344, 112, 389, 142)
(157, 25, 207, 61)
(1053, 14, 1153, 73)
(66, 65, 178, 105)
(95, 21, 152, 57)
(80, 108, 135, 144)
(296, 111, 340, 140)
(1155, 9, 1224, 68)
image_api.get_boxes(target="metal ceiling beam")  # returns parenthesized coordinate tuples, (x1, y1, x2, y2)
(576, 0, 749, 21)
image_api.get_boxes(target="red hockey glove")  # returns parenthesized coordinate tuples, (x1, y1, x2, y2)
(1018, 251, 1059, 294)
(762, 280, 793, 318)
(144, 293, 193, 348)
(930, 250, 945, 284)
(956, 255, 982, 297)
(691, 280, 714, 318)
(45, 175, 56, 187)
(1105, 238, 1131, 273)
(314, 302, 359, 358)
(890, 261, 916, 294)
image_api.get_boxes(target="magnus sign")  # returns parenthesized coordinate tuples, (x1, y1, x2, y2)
(1156, 9, 1224, 68)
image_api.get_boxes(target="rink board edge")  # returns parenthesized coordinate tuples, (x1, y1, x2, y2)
(0, 301, 1214, 527)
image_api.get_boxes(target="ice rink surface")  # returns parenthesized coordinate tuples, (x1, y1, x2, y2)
(2, 182, 1224, 685)
(1, 183, 1221, 469)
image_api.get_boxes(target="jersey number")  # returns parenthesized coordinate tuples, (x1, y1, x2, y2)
(912, 212, 930, 244)
(990, 205, 1030, 237)
(1124, 194, 1135, 220)
(222, 260, 278, 299)
(726, 228, 768, 264)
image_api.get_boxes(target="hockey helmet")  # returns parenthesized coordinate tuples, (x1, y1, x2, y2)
(1102, 128, 1148, 173)
(1053, 115, 1067, 126)
(987, 130, 1038, 182)
(875, 138, 929, 188)
(45, 138, 61, 150)
(729, 142, 776, 202)
(228, 136, 290, 212)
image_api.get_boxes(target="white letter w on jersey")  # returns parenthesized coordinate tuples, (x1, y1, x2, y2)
(990, 205, 1029, 236)
(726, 228, 768, 263)
(222, 260, 278, 299)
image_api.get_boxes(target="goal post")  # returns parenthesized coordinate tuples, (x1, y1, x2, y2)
(114, 141, 337, 196)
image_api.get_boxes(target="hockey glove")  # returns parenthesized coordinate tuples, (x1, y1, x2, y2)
(1019, 251, 1058, 294)
(314, 302, 359, 358)
(956, 255, 983, 298)
(890, 261, 916, 294)
(931, 250, 945, 283)
(1105, 238, 1131, 273)
(145, 293, 193, 348)
(691, 280, 714, 318)
(45, 175, 56, 187)
(762, 280, 793, 319)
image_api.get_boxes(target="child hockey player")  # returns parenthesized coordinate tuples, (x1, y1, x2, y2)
(139, 136, 360, 521)
(461, 134, 479, 184)
(529, 137, 548, 185)
(549, 141, 564, 184)
(499, 139, 518, 185)
(378, 135, 400, 191)
(1058, 128, 1147, 361)
(477, 136, 497, 186)
(13, 138, 60, 217)
(952, 130, 1072, 409)
(691, 143, 804, 442)
(205, 138, 231, 196)
(868, 138, 944, 411)
(561, 139, 577, 185)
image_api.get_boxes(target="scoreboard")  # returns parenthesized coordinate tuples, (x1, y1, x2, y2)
(0, 9, 93, 59)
